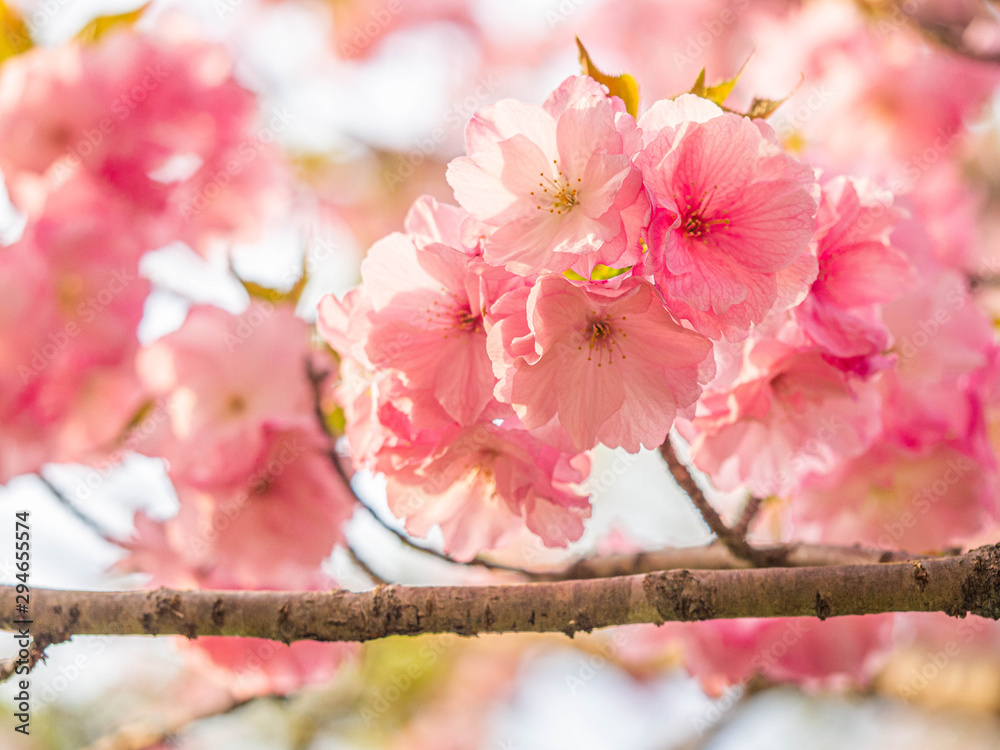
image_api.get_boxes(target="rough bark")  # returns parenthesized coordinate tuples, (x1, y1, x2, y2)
(4, 544, 1000, 645)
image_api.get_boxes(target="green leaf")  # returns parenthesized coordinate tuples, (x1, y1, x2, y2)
(0, 2, 32, 65)
(326, 404, 346, 436)
(689, 68, 707, 98)
(76, 3, 149, 44)
(563, 264, 631, 282)
(240, 275, 309, 305)
(238, 254, 310, 305)
(591, 264, 631, 280)
(576, 37, 639, 118)
(686, 53, 753, 107)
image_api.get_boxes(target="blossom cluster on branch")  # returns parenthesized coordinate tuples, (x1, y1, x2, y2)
(317, 71, 999, 567)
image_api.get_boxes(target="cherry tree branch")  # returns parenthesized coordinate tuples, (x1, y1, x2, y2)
(5, 544, 999, 644)
(855, 1, 1000, 63)
(536, 541, 937, 580)
(658, 438, 777, 565)
(733, 495, 764, 538)
(901, 9, 1000, 63)
(0, 641, 48, 684)
(38, 472, 120, 546)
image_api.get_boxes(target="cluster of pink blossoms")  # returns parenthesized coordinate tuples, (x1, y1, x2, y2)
(0, 29, 350, 689)
(319, 73, 1000, 564)
(0, 30, 291, 483)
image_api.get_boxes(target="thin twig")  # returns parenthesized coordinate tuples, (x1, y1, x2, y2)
(538, 541, 939, 581)
(733, 495, 763, 539)
(345, 543, 388, 586)
(866, 0, 1000, 63)
(969, 274, 1000, 289)
(305, 362, 941, 580)
(37, 473, 120, 546)
(659, 437, 767, 565)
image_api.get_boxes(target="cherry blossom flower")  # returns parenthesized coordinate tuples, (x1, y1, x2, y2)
(360, 199, 514, 426)
(173, 426, 354, 586)
(794, 176, 913, 358)
(381, 421, 592, 561)
(0, 181, 149, 480)
(793, 440, 996, 551)
(122, 425, 353, 589)
(136, 303, 319, 487)
(880, 271, 996, 453)
(189, 636, 353, 700)
(681, 324, 882, 497)
(0, 30, 289, 252)
(670, 614, 895, 693)
(447, 75, 648, 276)
(637, 96, 818, 340)
(490, 275, 714, 452)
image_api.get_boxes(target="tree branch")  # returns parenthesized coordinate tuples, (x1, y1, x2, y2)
(733, 495, 763, 538)
(659, 438, 773, 565)
(5, 545, 999, 644)
(536, 541, 934, 580)
(0, 641, 48, 684)
(38, 472, 120, 546)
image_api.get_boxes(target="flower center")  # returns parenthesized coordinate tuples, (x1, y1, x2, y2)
(531, 160, 582, 216)
(461, 452, 500, 503)
(56, 273, 85, 313)
(587, 318, 613, 340)
(579, 313, 626, 367)
(226, 393, 248, 415)
(457, 307, 483, 333)
(677, 183, 730, 238)
(426, 293, 483, 337)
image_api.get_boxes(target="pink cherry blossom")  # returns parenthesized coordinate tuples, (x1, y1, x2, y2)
(637, 97, 818, 340)
(671, 614, 894, 693)
(316, 287, 391, 471)
(360, 202, 509, 427)
(490, 275, 714, 452)
(122, 425, 354, 589)
(0, 180, 149, 480)
(136, 302, 319, 487)
(189, 636, 353, 700)
(880, 271, 996, 453)
(173, 426, 355, 587)
(0, 30, 289, 252)
(746, 0, 1000, 178)
(793, 439, 996, 551)
(447, 75, 648, 276)
(381, 421, 592, 561)
(793, 176, 913, 358)
(681, 324, 882, 496)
